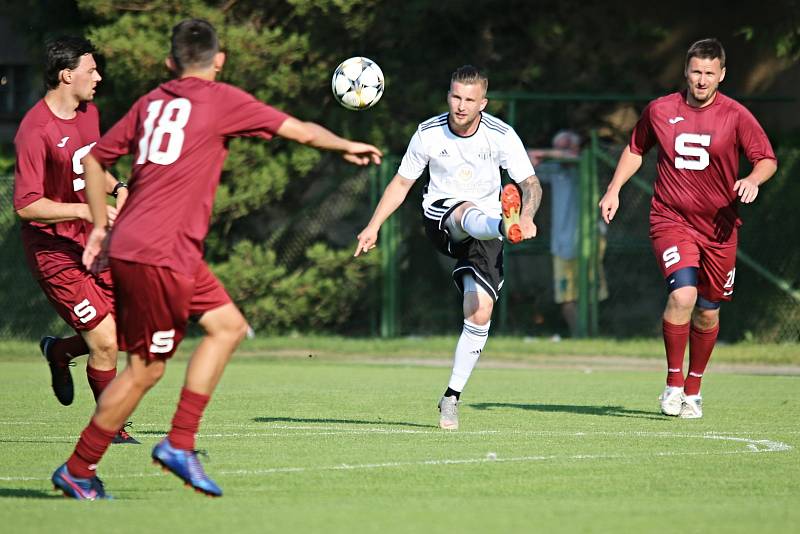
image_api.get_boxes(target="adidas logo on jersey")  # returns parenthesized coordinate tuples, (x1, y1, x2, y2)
(439, 148, 450, 157)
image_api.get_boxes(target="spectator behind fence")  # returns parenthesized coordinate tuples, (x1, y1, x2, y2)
(529, 130, 608, 337)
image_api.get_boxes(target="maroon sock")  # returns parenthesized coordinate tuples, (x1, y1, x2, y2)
(684, 323, 720, 396)
(167, 388, 211, 451)
(663, 320, 690, 388)
(51, 335, 89, 363)
(66, 418, 117, 478)
(86, 366, 117, 402)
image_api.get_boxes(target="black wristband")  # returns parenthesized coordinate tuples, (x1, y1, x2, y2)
(112, 181, 128, 198)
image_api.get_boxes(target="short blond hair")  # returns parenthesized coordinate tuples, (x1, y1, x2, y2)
(450, 65, 488, 95)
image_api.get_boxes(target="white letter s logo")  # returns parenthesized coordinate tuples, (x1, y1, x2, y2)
(149, 329, 176, 354)
(674, 133, 710, 170)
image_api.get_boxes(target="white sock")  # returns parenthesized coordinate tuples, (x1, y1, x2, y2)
(460, 207, 502, 240)
(447, 319, 491, 392)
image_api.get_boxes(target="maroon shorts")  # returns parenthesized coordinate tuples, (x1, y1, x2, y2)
(651, 226, 737, 303)
(37, 266, 114, 331)
(110, 259, 232, 360)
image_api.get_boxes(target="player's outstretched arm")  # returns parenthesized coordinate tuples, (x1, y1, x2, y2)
(354, 174, 415, 257)
(733, 158, 778, 204)
(518, 175, 542, 239)
(599, 146, 643, 224)
(277, 117, 382, 165)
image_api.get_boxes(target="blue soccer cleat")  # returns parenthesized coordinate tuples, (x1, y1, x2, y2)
(51, 463, 112, 500)
(152, 438, 222, 497)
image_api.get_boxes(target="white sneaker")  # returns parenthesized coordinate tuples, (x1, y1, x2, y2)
(679, 395, 703, 419)
(659, 386, 684, 416)
(438, 395, 459, 430)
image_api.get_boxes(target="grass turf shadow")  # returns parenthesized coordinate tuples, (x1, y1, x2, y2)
(0, 488, 62, 499)
(253, 416, 435, 428)
(469, 402, 664, 420)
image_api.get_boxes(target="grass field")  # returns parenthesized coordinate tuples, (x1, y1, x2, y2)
(1, 338, 799, 533)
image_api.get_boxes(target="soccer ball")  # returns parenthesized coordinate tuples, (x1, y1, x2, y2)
(331, 56, 384, 110)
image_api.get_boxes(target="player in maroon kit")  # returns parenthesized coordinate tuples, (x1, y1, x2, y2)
(599, 38, 777, 419)
(50, 19, 382, 500)
(14, 36, 138, 443)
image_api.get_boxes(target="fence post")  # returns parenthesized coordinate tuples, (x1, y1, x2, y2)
(379, 157, 399, 337)
(589, 130, 601, 336)
(496, 98, 518, 334)
(576, 149, 590, 338)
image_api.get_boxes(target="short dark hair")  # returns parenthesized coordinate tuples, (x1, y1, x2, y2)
(450, 65, 489, 94)
(170, 19, 219, 73)
(686, 38, 726, 70)
(44, 36, 96, 90)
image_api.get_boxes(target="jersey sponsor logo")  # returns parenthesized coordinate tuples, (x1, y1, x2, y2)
(668, 116, 685, 124)
(74, 298, 98, 324)
(455, 165, 474, 183)
(438, 148, 450, 157)
(57, 136, 70, 148)
(71, 142, 97, 191)
(662, 245, 681, 269)
(149, 329, 176, 354)
(674, 133, 711, 170)
(477, 148, 492, 161)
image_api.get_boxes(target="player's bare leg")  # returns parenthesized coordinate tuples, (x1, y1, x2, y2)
(81, 314, 117, 372)
(152, 302, 248, 497)
(663, 286, 696, 324)
(184, 303, 248, 395)
(440, 283, 493, 430)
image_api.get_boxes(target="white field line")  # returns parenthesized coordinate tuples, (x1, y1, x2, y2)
(0, 431, 792, 482)
(3, 426, 800, 441)
(3, 423, 800, 440)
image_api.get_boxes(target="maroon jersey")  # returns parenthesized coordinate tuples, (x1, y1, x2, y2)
(91, 78, 289, 275)
(13, 100, 100, 278)
(629, 91, 776, 244)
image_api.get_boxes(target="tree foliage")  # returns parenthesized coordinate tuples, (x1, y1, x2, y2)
(4, 0, 799, 336)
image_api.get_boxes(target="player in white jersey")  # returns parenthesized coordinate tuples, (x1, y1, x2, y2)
(355, 65, 542, 430)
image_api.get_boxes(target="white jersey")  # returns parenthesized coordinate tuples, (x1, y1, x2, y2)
(397, 112, 535, 218)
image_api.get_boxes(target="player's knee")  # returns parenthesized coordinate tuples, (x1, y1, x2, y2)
(88, 333, 118, 362)
(231, 316, 249, 343)
(470, 301, 494, 326)
(692, 307, 719, 330)
(218, 308, 249, 343)
(452, 201, 476, 223)
(667, 285, 697, 310)
(136, 360, 166, 389)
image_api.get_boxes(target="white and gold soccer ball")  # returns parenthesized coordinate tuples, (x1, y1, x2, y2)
(331, 56, 384, 110)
